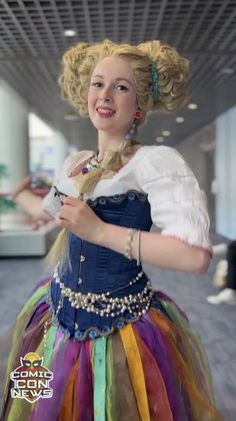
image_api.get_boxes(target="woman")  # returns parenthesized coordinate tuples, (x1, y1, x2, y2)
(1, 39, 223, 420)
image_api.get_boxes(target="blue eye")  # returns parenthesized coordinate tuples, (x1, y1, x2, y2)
(116, 84, 128, 91)
(91, 82, 102, 87)
(91, 82, 128, 91)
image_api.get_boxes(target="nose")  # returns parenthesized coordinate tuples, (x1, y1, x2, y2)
(99, 85, 112, 102)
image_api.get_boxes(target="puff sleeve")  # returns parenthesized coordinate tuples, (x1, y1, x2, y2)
(133, 146, 212, 254)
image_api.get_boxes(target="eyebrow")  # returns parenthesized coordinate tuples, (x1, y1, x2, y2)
(92, 74, 134, 87)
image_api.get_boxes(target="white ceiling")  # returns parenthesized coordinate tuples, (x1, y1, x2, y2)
(0, 0, 236, 149)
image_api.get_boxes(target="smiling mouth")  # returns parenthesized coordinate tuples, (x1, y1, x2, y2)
(96, 107, 116, 117)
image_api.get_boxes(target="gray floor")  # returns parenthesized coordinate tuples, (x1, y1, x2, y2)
(0, 233, 236, 420)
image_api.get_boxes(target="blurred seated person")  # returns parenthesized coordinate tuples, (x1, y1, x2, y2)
(207, 240, 236, 305)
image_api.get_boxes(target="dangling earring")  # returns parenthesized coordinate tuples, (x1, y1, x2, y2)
(124, 110, 142, 141)
(124, 121, 137, 141)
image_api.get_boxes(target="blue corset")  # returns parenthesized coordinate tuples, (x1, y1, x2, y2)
(48, 190, 153, 340)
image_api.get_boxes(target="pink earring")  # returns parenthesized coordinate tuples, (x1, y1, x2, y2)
(135, 110, 142, 119)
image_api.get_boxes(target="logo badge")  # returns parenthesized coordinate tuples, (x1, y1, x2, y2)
(10, 352, 53, 403)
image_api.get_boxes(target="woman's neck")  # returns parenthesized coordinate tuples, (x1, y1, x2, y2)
(97, 131, 126, 161)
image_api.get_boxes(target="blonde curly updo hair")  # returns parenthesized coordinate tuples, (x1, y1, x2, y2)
(59, 39, 189, 126)
(47, 39, 189, 268)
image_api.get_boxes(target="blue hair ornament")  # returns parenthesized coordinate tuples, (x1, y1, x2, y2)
(151, 61, 158, 98)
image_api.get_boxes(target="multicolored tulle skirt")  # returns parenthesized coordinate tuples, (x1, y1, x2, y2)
(1, 277, 223, 421)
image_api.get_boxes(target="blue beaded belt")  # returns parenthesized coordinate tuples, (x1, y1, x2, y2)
(52, 265, 153, 319)
(46, 265, 154, 341)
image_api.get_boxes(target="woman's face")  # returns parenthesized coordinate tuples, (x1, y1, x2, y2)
(88, 56, 138, 136)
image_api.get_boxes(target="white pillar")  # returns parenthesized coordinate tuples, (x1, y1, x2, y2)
(215, 104, 236, 239)
(52, 131, 69, 178)
(0, 80, 29, 193)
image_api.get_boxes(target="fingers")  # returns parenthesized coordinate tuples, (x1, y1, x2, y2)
(63, 196, 83, 206)
(57, 196, 87, 231)
(63, 196, 76, 206)
(56, 217, 70, 229)
(58, 200, 80, 221)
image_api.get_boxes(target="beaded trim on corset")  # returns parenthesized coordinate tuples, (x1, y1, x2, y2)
(86, 189, 148, 207)
(46, 274, 154, 341)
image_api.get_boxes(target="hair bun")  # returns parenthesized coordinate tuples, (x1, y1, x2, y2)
(58, 42, 90, 116)
(137, 40, 190, 111)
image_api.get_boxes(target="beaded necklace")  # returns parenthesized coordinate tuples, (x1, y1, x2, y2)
(81, 150, 102, 175)
(81, 141, 141, 176)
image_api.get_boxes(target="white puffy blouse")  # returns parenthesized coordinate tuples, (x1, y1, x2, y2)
(42, 145, 212, 254)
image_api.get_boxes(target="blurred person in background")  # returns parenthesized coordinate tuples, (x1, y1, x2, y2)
(207, 240, 236, 305)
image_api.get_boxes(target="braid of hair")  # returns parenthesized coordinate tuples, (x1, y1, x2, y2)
(79, 139, 139, 196)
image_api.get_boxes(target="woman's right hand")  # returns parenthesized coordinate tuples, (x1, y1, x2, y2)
(12, 175, 32, 200)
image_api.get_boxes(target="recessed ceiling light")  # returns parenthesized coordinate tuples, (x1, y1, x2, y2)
(221, 68, 234, 75)
(64, 114, 79, 121)
(162, 130, 171, 136)
(64, 29, 77, 37)
(188, 103, 198, 110)
(156, 136, 164, 143)
(176, 116, 184, 123)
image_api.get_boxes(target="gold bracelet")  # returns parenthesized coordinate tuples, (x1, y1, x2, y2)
(137, 229, 142, 266)
(124, 228, 137, 260)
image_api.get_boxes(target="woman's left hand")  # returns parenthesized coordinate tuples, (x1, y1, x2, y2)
(56, 196, 105, 244)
